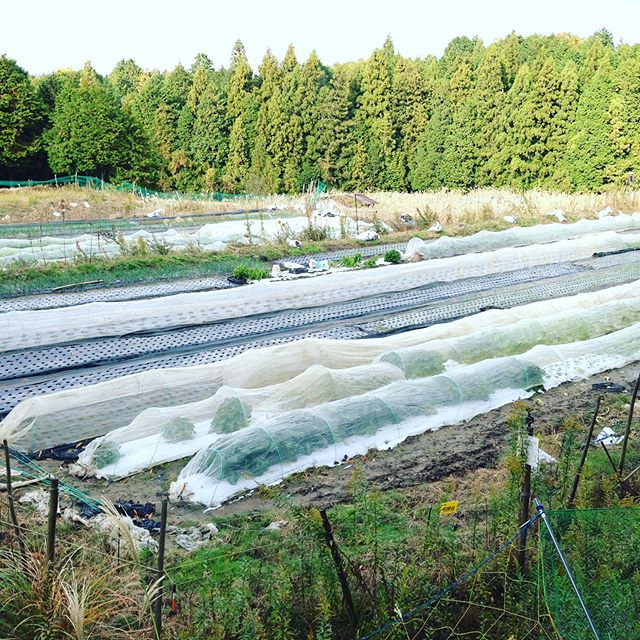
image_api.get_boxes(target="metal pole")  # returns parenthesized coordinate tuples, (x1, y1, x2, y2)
(600, 442, 618, 474)
(568, 396, 602, 507)
(2, 440, 25, 556)
(518, 409, 534, 571)
(46, 478, 59, 569)
(619, 371, 640, 476)
(153, 497, 168, 638)
(535, 499, 601, 640)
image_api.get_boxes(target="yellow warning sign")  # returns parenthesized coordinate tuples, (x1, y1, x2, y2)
(439, 500, 459, 517)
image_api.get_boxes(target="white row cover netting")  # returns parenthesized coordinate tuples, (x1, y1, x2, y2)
(0, 215, 371, 266)
(74, 294, 640, 480)
(2, 280, 638, 449)
(170, 322, 640, 507)
(404, 212, 640, 259)
(3, 229, 640, 353)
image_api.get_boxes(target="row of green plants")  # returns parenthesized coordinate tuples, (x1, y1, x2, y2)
(0, 226, 411, 296)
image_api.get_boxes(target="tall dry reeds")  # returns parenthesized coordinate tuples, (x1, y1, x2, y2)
(360, 188, 640, 226)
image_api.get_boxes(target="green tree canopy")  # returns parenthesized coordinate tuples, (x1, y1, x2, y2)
(0, 55, 46, 178)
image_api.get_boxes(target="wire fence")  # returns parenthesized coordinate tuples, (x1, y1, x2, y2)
(0, 175, 255, 202)
(0, 174, 327, 203)
(3, 457, 636, 640)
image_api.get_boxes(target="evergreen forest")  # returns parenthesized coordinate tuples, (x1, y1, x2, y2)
(1, 29, 639, 194)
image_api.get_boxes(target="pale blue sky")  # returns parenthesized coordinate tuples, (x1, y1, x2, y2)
(4, 0, 640, 74)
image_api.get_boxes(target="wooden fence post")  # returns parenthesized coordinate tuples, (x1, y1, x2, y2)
(46, 478, 59, 569)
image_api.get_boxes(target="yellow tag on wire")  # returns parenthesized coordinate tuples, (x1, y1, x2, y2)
(439, 500, 459, 516)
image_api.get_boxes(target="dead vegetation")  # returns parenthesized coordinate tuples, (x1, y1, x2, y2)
(2, 185, 640, 229)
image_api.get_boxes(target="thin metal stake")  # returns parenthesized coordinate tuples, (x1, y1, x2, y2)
(568, 396, 602, 507)
(153, 498, 168, 638)
(518, 409, 535, 571)
(2, 440, 25, 557)
(535, 499, 600, 640)
(600, 442, 618, 474)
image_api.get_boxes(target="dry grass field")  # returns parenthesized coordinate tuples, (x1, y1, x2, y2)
(2, 184, 640, 231)
(358, 188, 640, 227)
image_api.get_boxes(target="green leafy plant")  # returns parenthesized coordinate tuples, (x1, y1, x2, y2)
(232, 263, 270, 281)
(162, 416, 196, 442)
(211, 396, 252, 434)
(340, 252, 362, 268)
(93, 440, 121, 468)
(383, 249, 402, 264)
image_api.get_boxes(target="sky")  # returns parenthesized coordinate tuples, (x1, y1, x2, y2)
(3, 0, 640, 75)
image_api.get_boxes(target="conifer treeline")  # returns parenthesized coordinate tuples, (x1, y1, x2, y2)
(1, 29, 639, 193)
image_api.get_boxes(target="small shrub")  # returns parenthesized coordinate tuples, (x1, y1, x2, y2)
(340, 253, 362, 268)
(211, 397, 252, 434)
(364, 257, 378, 268)
(93, 440, 121, 468)
(232, 264, 270, 281)
(161, 416, 196, 442)
(384, 249, 402, 264)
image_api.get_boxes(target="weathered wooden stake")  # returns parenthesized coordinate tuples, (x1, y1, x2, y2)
(153, 497, 168, 639)
(568, 396, 602, 507)
(2, 440, 25, 556)
(518, 409, 535, 572)
(319, 508, 357, 627)
(46, 478, 59, 568)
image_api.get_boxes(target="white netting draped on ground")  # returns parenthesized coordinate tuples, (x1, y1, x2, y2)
(2, 281, 638, 450)
(0, 215, 370, 266)
(170, 322, 640, 507)
(71, 294, 640, 480)
(2, 229, 640, 353)
(404, 212, 640, 259)
(3, 209, 638, 267)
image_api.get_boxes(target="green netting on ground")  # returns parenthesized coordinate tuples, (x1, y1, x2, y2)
(540, 507, 640, 639)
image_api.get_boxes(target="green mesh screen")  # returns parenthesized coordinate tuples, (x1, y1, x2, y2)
(0, 175, 326, 200)
(540, 507, 640, 640)
(0, 174, 256, 201)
